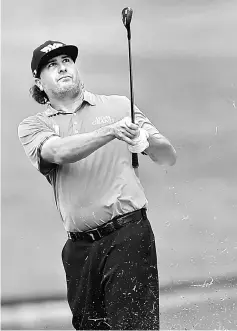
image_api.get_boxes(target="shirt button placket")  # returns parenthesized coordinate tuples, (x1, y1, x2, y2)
(73, 114, 78, 134)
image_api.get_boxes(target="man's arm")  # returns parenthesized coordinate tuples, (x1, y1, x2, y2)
(133, 103, 177, 166)
(41, 126, 114, 164)
(41, 117, 139, 165)
(144, 133, 176, 166)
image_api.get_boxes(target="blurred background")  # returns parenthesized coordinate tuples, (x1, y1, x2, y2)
(1, 0, 237, 329)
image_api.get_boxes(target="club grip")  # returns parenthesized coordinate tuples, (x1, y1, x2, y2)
(132, 152, 139, 168)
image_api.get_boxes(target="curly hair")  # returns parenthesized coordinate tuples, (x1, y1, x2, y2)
(29, 85, 49, 104)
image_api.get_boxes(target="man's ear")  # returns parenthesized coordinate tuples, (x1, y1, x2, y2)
(35, 78, 44, 91)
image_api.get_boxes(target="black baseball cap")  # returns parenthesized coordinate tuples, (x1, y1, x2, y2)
(31, 40, 78, 78)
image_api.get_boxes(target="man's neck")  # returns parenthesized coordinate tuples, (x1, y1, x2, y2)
(49, 91, 84, 113)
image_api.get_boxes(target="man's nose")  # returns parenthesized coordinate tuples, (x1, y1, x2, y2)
(58, 63, 67, 73)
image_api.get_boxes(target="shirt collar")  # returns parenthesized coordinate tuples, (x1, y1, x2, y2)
(84, 90, 96, 106)
(44, 90, 96, 117)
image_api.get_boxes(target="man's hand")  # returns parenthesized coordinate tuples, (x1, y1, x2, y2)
(112, 117, 139, 145)
(128, 128, 149, 153)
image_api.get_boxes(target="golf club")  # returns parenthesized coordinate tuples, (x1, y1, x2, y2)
(122, 7, 139, 169)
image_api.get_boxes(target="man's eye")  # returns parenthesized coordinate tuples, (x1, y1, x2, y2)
(48, 62, 56, 68)
(63, 58, 70, 63)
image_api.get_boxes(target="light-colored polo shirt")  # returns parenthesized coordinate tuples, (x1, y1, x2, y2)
(18, 91, 160, 232)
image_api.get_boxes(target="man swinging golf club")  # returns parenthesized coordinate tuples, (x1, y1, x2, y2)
(18, 7, 176, 330)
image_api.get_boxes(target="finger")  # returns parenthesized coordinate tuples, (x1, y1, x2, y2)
(123, 117, 132, 126)
(121, 130, 135, 139)
(125, 128, 140, 139)
(117, 131, 136, 145)
(123, 125, 139, 134)
(125, 122, 139, 130)
(122, 129, 139, 140)
(121, 136, 137, 145)
(130, 122, 139, 128)
(124, 132, 134, 139)
(123, 117, 138, 129)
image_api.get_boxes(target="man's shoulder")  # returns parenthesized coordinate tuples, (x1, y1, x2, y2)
(91, 92, 129, 105)
(18, 110, 50, 128)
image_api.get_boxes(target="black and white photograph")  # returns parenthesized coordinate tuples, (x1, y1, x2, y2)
(1, 0, 237, 329)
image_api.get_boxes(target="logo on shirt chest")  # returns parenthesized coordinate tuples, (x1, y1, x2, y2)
(92, 116, 115, 126)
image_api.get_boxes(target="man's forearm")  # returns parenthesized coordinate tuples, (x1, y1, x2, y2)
(144, 133, 177, 166)
(42, 126, 115, 164)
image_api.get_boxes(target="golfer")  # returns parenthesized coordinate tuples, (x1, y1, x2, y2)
(18, 40, 176, 330)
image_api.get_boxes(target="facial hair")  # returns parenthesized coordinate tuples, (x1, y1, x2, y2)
(51, 80, 84, 100)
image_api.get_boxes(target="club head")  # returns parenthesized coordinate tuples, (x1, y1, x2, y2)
(122, 7, 133, 29)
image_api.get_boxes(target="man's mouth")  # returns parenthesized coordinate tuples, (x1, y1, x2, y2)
(58, 76, 72, 81)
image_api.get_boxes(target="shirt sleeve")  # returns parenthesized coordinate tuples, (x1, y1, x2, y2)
(134, 104, 161, 136)
(18, 115, 59, 176)
(132, 102, 167, 156)
(123, 96, 161, 136)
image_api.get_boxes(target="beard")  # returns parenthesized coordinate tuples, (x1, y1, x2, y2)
(51, 80, 83, 100)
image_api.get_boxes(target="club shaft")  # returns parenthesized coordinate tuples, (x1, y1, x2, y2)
(127, 28, 139, 168)
(128, 38, 134, 123)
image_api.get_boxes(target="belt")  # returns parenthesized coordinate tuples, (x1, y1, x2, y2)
(68, 208, 147, 242)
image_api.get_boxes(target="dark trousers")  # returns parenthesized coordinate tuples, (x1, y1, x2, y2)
(62, 216, 160, 330)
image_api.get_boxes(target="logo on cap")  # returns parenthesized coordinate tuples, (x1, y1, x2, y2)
(40, 43, 64, 54)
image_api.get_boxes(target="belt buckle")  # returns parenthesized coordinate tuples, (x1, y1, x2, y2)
(88, 232, 95, 241)
(88, 229, 102, 241)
